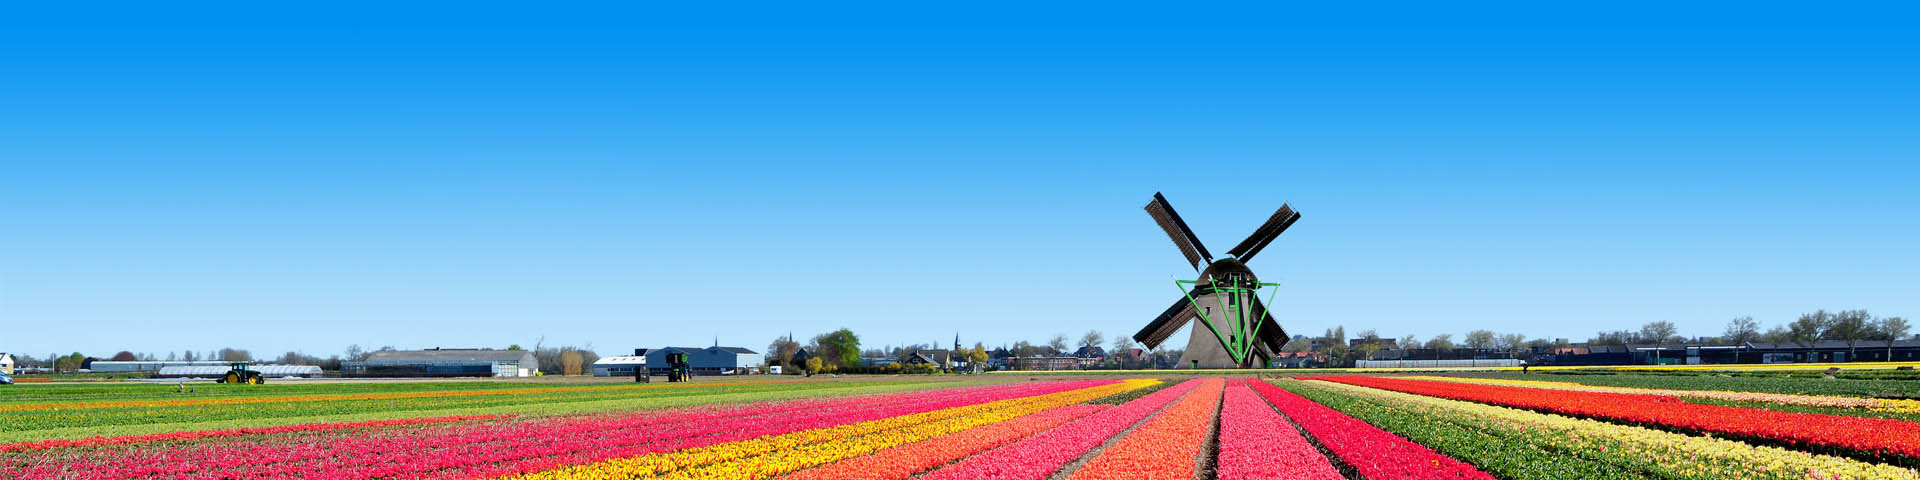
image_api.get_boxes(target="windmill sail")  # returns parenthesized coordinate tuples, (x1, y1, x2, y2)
(1145, 192, 1213, 271)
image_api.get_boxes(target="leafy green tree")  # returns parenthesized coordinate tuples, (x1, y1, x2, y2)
(812, 328, 861, 369)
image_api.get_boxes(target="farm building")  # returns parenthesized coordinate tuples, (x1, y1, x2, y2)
(1010, 356, 1079, 371)
(156, 365, 323, 378)
(591, 355, 647, 377)
(340, 348, 537, 377)
(645, 346, 762, 375)
(90, 360, 237, 373)
(0, 353, 12, 375)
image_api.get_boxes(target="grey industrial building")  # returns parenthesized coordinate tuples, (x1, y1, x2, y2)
(90, 360, 241, 373)
(644, 346, 762, 375)
(340, 348, 538, 377)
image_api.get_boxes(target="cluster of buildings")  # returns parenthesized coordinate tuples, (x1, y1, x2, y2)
(590, 346, 765, 377)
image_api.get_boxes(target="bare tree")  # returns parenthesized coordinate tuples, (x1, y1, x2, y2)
(1463, 330, 1496, 350)
(1825, 310, 1872, 360)
(1498, 333, 1528, 357)
(1723, 316, 1759, 345)
(1079, 330, 1104, 352)
(1047, 334, 1068, 355)
(1791, 310, 1834, 359)
(1876, 317, 1910, 361)
(1398, 334, 1419, 351)
(1424, 334, 1454, 357)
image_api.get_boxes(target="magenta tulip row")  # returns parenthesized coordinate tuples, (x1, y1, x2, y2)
(1215, 380, 1341, 480)
(915, 379, 1202, 480)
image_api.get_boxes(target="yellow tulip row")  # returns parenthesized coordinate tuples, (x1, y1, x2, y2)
(511, 379, 1158, 480)
(1308, 380, 1920, 480)
(1403, 375, 1920, 414)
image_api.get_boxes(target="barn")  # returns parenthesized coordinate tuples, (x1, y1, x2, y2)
(340, 348, 538, 377)
(645, 346, 762, 375)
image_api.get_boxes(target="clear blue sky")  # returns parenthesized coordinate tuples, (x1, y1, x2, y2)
(2, 2, 1916, 359)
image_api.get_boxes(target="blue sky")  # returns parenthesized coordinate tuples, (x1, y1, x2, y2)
(2, 2, 1916, 359)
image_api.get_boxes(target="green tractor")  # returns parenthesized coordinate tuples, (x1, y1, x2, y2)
(216, 362, 266, 385)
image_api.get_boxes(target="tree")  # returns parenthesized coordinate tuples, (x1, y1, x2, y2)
(560, 350, 585, 375)
(1354, 342, 1382, 361)
(812, 328, 862, 369)
(1824, 309, 1874, 360)
(1639, 321, 1679, 364)
(1876, 317, 1910, 361)
(110, 351, 137, 361)
(1109, 334, 1137, 367)
(1639, 321, 1679, 344)
(1591, 330, 1633, 345)
(1464, 330, 1496, 350)
(1398, 334, 1419, 351)
(218, 348, 252, 362)
(1723, 316, 1760, 345)
(804, 357, 824, 374)
(1497, 333, 1526, 350)
(766, 335, 801, 369)
(182, 350, 198, 362)
(1424, 334, 1454, 357)
(506, 344, 523, 351)
(1047, 334, 1069, 355)
(1791, 310, 1835, 360)
(968, 344, 989, 369)
(1325, 326, 1347, 347)
(344, 344, 368, 361)
(1762, 325, 1792, 343)
(1079, 330, 1104, 353)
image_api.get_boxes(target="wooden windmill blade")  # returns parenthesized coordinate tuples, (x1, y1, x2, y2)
(1224, 204, 1299, 263)
(1132, 284, 1215, 349)
(1145, 192, 1213, 271)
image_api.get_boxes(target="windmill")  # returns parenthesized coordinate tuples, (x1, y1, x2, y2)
(1133, 192, 1300, 368)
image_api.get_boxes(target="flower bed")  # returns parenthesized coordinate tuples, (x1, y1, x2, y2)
(1306, 375, 1920, 459)
(1286, 379, 1920, 480)
(1066, 378, 1223, 480)
(1247, 379, 1492, 480)
(915, 379, 1204, 480)
(779, 404, 1109, 480)
(1215, 380, 1340, 480)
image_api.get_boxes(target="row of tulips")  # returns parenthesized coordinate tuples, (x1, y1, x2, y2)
(1402, 375, 1920, 414)
(0, 381, 804, 413)
(655, 380, 1155, 480)
(1286, 379, 1920, 480)
(1065, 378, 1224, 480)
(505, 380, 1138, 480)
(3, 381, 1105, 480)
(914, 378, 1203, 480)
(1247, 378, 1493, 480)
(1215, 380, 1341, 480)
(779, 404, 1109, 480)
(0, 415, 507, 454)
(1307, 376, 1920, 459)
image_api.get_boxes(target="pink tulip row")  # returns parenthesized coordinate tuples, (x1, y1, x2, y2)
(1215, 380, 1340, 480)
(1248, 379, 1493, 480)
(1066, 378, 1224, 480)
(916, 379, 1202, 480)
(3, 380, 1112, 480)
(780, 404, 1110, 480)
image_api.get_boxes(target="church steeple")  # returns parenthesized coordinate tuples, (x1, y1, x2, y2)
(953, 332, 961, 351)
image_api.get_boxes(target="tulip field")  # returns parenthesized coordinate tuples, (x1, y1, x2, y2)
(3, 372, 1918, 479)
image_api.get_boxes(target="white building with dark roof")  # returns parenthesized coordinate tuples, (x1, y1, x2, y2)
(644, 346, 762, 375)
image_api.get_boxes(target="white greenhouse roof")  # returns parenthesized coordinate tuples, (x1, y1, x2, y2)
(593, 355, 647, 365)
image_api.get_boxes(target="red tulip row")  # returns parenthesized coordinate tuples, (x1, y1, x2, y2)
(1066, 378, 1224, 480)
(1249, 379, 1493, 480)
(1306, 375, 1920, 459)
(1216, 380, 1341, 480)
(0, 415, 507, 454)
(780, 404, 1109, 480)
(2, 380, 1111, 480)
(916, 379, 1203, 480)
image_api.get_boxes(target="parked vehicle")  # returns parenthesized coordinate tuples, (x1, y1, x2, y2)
(0, 371, 14, 385)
